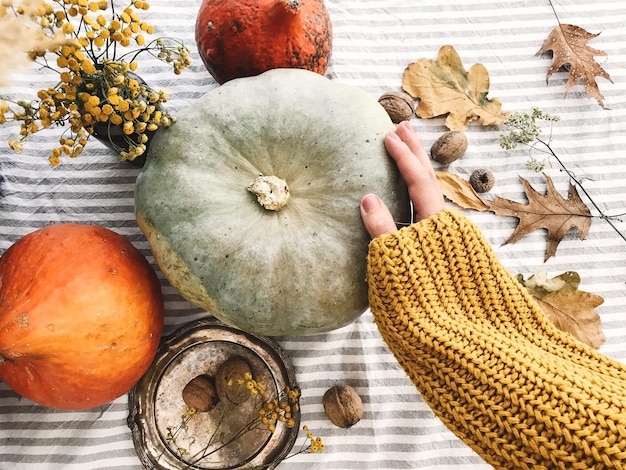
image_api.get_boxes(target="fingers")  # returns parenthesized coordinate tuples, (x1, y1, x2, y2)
(384, 121, 445, 221)
(360, 193, 397, 238)
(394, 121, 436, 180)
(361, 121, 445, 238)
(360, 121, 446, 239)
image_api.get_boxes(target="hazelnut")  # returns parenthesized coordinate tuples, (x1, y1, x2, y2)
(378, 91, 414, 123)
(215, 356, 253, 404)
(323, 384, 363, 428)
(182, 375, 218, 412)
(469, 169, 495, 193)
(430, 131, 468, 164)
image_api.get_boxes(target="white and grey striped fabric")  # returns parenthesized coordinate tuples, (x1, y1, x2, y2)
(1, 0, 625, 468)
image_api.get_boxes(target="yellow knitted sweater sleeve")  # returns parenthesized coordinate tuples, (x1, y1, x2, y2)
(366, 209, 626, 470)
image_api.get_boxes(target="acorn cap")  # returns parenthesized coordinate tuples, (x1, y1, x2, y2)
(469, 169, 495, 193)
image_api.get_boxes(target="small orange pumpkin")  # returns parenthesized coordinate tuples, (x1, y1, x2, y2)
(0, 224, 164, 410)
(195, 0, 333, 84)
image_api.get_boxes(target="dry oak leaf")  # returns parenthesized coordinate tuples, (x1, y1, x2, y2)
(435, 170, 489, 212)
(537, 24, 612, 108)
(517, 270, 605, 349)
(402, 45, 509, 131)
(489, 173, 591, 261)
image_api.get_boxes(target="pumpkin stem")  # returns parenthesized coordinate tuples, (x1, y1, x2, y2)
(279, 0, 301, 12)
(247, 175, 290, 211)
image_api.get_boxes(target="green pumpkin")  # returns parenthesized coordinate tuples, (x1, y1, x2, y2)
(135, 69, 410, 336)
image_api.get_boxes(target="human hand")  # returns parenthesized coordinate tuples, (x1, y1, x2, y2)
(360, 121, 445, 238)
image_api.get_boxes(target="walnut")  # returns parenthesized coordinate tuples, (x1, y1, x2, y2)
(378, 91, 414, 123)
(323, 384, 363, 428)
(182, 374, 219, 412)
(430, 130, 468, 164)
(215, 356, 253, 404)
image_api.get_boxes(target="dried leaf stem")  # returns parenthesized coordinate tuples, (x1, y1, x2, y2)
(499, 108, 626, 245)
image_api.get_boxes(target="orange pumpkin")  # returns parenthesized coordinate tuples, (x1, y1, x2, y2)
(0, 224, 164, 410)
(195, 0, 333, 84)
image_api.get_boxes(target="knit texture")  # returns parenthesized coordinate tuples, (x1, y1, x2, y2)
(366, 209, 626, 470)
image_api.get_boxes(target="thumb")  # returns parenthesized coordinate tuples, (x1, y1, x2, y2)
(360, 194, 397, 238)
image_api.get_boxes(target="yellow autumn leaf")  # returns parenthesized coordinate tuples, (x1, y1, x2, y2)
(435, 170, 489, 212)
(518, 270, 605, 349)
(402, 45, 509, 131)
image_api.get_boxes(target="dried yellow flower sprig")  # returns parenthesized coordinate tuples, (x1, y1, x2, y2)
(0, 0, 191, 165)
(166, 374, 324, 468)
(0, 0, 71, 85)
(235, 374, 326, 457)
(250, 375, 300, 432)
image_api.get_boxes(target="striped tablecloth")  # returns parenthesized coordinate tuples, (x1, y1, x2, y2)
(1, 0, 625, 468)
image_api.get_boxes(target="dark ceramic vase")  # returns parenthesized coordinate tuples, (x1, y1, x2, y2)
(91, 117, 156, 168)
(89, 72, 160, 168)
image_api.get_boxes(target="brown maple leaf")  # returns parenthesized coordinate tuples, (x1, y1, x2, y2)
(518, 270, 605, 349)
(402, 45, 509, 131)
(489, 174, 592, 261)
(537, 24, 613, 108)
